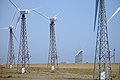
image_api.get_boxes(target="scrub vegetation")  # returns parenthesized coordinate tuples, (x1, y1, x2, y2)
(0, 64, 119, 80)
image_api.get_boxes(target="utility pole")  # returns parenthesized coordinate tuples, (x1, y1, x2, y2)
(17, 14, 30, 74)
(93, 0, 112, 80)
(48, 21, 58, 71)
(119, 62, 120, 75)
(113, 49, 115, 63)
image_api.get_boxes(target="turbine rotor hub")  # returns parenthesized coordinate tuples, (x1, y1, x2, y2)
(20, 9, 30, 14)
(50, 16, 58, 22)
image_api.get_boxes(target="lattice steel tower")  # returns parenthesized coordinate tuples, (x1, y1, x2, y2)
(48, 21, 58, 71)
(7, 28, 15, 69)
(93, 0, 112, 80)
(33, 10, 60, 71)
(17, 14, 30, 73)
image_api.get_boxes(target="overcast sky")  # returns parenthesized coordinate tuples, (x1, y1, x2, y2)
(0, 0, 120, 64)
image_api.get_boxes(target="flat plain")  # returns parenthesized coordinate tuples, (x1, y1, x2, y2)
(0, 64, 120, 80)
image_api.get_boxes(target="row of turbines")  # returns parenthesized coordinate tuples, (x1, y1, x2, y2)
(0, 0, 120, 79)
(1, 0, 59, 73)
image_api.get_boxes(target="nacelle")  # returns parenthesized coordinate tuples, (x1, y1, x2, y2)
(20, 9, 30, 14)
(9, 26, 15, 29)
(50, 16, 58, 22)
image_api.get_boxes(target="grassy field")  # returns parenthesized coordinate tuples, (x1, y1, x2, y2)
(0, 64, 120, 80)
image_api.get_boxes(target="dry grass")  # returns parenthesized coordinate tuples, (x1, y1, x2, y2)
(0, 64, 119, 80)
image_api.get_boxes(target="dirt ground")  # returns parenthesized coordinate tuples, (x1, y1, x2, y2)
(0, 64, 120, 80)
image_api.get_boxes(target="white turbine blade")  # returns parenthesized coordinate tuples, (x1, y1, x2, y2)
(9, 0, 20, 11)
(94, 0, 99, 32)
(55, 10, 62, 17)
(29, 7, 41, 11)
(33, 10, 50, 20)
(15, 14, 21, 32)
(107, 8, 120, 23)
(0, 27, 9, 30)
(10, 12, 16, 26)
(12, 32, 18, 43)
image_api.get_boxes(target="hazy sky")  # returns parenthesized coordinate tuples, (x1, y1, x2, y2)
(0, 0, 120, 64)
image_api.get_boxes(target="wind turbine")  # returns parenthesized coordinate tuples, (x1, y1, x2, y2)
(9, 0, 39, 31)
(9, 0, 39, 73)
(0, 13, 18, 69)
(107, 7, 120, 23)
(34, 10, 60, 71)
(93, 0, 112, 80)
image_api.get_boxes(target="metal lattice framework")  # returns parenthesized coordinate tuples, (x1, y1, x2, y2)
(17, 14, 30, 73)
(7, 28, 15, 68)
(93, 0, 112, 80)
(48, 21, 58, 71)
(32, 10, 59, 71)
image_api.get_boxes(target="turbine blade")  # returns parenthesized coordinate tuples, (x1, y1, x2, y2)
(15, 14, 21, 32)
(9, 0, 20, 11)
(0, 27, 9, 30)
(33, 10, 50, 20)
(107, 8, 120, 23)
(29, 7, 41, 11)
(12, 32, 18, 43)
(94, 0, 99, 32)
(10, 12, 16, 26)
(55, 10, 62, 17)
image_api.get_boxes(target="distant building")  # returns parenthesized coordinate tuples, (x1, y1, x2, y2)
(60, 61, 69, 64)
(75, 49, 83, 64)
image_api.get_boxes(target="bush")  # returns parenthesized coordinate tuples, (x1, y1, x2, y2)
(7, 75, 12, 78)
